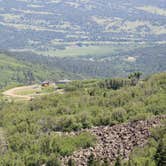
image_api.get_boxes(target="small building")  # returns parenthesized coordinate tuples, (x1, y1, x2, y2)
(55, 79, 71, 85)
(41, 81, 50, 87)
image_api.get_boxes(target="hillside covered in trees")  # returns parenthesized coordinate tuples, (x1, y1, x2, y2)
(0, 52, 81, 89)
(3, 44, 166, 80)
(0, 72, 165, 165)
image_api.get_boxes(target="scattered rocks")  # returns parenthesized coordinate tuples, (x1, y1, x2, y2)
(62, 115, 166, 166)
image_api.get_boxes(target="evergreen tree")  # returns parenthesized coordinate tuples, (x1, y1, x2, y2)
(115, 149, 121, 166)
(68, 158, 75, 166)
(155, 139, 166, 166)
(114, 156, 121, 166)
(103, 158, 109, 166)
(87, 153, 95, 166)
(128, 72, 142, 86)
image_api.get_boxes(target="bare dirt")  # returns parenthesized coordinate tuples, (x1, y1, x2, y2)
(2, 84, 64, 101)
(2, 85, 38, 101)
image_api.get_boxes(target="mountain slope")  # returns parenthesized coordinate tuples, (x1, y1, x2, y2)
(0, 52, 80, 88)
(0, 72, 165, 165)
(7, 44, 166, 78)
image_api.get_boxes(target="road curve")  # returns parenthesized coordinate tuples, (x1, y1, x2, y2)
(2, 85, 38, 101)
(2, 84, 64, 101)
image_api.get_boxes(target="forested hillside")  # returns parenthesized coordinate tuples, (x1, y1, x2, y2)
(0, 0, 165, 81)
(0, 52, 80, 89)
(6, 44, 166, 78)
(0, 72, 165, 165)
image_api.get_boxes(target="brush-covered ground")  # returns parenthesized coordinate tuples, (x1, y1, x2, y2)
(0, 73, 165, 166)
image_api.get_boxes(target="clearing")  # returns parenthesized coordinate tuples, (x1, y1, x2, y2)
(2, 84, 63, 101)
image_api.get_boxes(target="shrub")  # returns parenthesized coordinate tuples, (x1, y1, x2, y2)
(111, 108, 126, 123)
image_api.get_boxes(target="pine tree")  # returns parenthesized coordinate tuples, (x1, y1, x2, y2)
(68, 158, 75, 166)
(103, 158, 109, 166)
(114, 156, 121, 166)
(155, 139, 166, 166)
(87, 153, 95, 166)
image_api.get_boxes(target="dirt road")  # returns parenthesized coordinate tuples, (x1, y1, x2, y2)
(2, 85, 37, 101)
(2, 84, 64, 101)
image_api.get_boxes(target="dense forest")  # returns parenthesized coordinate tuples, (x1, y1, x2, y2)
(4, 44, 166, 79)
(0, 72, 165, 165)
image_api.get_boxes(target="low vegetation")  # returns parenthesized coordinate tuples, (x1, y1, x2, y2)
(122, 125, 166, 166)
(0, 72, 165, 165)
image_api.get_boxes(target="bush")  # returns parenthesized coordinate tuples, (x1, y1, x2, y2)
(54, 132, 96, 156)
(111, 108, 126, 123)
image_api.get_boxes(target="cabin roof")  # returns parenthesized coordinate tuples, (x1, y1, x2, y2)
(56, 79, 71, 83)
(42, 81, 50, 84)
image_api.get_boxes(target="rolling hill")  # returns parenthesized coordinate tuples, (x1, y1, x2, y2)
(0, 72, 165, 165)
(0, 52, 81, 88)
(6, 44, 166, 79)
(0, 0, 165, 57)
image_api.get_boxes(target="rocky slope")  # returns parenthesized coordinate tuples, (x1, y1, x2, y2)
(62, 115, 166, 166)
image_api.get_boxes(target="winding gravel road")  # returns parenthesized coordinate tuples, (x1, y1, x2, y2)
(2, 85, 37, 101)
(2, 84, 64, 101)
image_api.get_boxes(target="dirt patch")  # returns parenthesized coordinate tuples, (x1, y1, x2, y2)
(2, 85, 38, 101)
(2, 84, 64, 101)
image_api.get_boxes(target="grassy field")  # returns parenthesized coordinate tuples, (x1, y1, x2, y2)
(14, 86, 41, 96)
(15, 86, 56, 96)
(34, 42, 147, 57)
